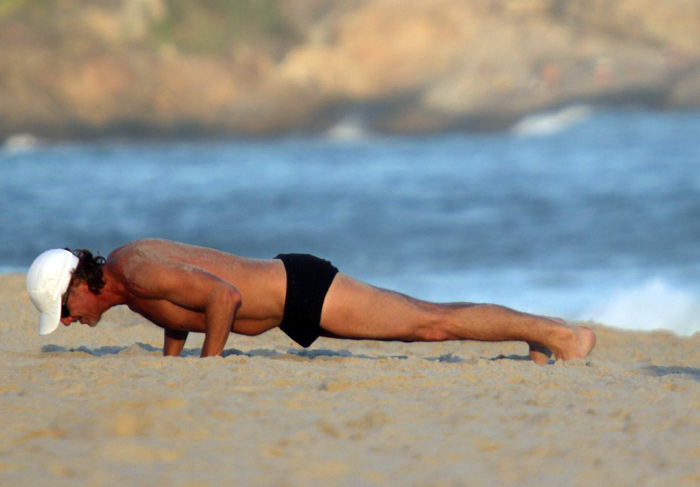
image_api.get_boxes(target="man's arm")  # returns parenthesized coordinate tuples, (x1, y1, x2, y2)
(164, 328, 189, 357)
(120, 253, 242, 358)
(198, 283, 242, 357)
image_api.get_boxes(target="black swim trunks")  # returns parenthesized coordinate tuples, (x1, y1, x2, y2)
(274, 253, 339, 348)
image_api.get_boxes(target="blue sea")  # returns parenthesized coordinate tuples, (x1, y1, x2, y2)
(2, 107, 700, 335)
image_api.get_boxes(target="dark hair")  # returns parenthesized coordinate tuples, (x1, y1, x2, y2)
(66, 249, 106, 294)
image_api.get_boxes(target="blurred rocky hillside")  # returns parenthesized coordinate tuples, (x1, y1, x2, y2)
(1, 0, 699, 140)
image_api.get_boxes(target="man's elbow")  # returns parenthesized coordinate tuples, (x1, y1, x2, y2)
(223, 287, 242, 313)
(206, 285, 243, 319)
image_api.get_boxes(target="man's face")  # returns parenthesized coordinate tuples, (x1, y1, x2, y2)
(59, 281, 103, 328)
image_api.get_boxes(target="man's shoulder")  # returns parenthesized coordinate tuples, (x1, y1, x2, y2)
(108, 238, 166, 261)
(106, 239, 161, 277)
(106, 240, 174, 296)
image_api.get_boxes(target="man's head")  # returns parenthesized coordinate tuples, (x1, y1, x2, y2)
(26, 248, 106, 334)
(26, 249, 79, 335)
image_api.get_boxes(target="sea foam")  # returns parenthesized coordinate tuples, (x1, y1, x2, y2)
(583, 278, 700, 336)
(510, 105, 593, 136)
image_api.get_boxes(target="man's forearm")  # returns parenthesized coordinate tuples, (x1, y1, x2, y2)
(200, 288, 242, 357)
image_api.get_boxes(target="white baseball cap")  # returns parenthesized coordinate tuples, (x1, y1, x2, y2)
(26, 249, 79, 335)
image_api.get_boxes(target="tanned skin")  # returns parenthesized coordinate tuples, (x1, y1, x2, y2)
(59, 239, 595, 363)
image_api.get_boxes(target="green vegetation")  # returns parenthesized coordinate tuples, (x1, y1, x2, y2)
(151, 0, 289, 53)
(0, 0, 292, 54)
(0, 0, 32, 19)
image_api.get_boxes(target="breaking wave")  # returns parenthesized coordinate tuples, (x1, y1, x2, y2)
(511, 105, 593, 136)
(582, 278, 700, 336)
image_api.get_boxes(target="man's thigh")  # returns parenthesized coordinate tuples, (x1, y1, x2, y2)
(320, 273, 441, 340)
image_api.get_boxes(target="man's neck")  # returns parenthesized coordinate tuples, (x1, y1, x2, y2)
(98, 268, 129, 308)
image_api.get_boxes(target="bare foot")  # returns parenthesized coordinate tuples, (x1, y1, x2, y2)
(528, 342, 552, 365)
(572, 326, 596, 359)
(554, 325, 596, 361)
(529, 317, 596, 364)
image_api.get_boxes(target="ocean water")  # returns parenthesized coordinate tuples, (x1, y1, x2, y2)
(2, 108, 700, 335)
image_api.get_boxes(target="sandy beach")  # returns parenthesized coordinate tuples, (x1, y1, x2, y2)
(1, 273, 700, 487)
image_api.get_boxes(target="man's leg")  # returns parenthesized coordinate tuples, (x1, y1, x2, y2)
(320, 274, 595, 364)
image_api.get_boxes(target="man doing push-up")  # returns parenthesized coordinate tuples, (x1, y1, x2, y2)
(26, 238, 595, 363)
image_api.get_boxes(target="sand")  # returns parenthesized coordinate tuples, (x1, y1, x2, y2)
(1, 273, 700, 487)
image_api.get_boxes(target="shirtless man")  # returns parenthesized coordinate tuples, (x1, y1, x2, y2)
(26, 238, 595, 364)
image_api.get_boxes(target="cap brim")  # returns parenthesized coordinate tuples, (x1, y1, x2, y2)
(38, 300, 62, 335)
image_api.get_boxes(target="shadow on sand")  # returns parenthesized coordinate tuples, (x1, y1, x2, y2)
(643, 365, 700, 383)
(42, 342, 162, 356)
(39, 346, 700, 377)
(41, 343, 410, 361)
(40, 344, 551, 364)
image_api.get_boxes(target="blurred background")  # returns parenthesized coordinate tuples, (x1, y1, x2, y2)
(1, 0, 700, 334)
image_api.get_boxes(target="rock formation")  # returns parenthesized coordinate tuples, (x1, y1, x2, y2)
(1, 0, 698, 140)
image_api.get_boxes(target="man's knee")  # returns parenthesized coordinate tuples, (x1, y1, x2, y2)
(412, 308, 453, 341)
(414, 326, 450, 341)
